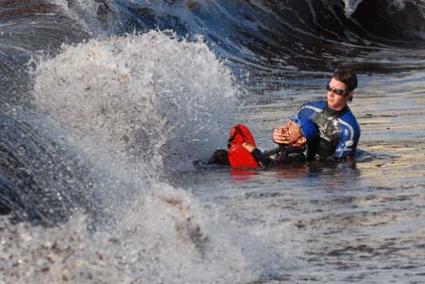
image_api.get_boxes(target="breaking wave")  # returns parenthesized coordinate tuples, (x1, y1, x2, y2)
(1, 0, 425, 282)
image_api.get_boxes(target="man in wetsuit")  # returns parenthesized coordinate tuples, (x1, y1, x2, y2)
(273, 69, 360, 161)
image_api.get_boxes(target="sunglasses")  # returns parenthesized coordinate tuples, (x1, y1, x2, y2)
(326, 83, 348, 96)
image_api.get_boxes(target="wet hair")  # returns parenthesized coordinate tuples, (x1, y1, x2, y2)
(332, 69, 358, 92)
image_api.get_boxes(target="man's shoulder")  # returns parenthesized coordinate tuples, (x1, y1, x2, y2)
(338, 109, 360, 132)
(298, 100, 326, 113)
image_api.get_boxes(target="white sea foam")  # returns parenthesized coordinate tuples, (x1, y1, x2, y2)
(343, 0, 424, 17)
(0, 183, 251, 283)
(32, 31, 237, 174)
(20, 31, 246, 283)
(46, 0, 106, 35)
(342, 0, 364, 17)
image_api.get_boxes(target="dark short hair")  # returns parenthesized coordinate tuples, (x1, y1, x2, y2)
(332, 69, 357, 92)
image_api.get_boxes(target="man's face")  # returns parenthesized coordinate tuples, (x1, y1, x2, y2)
(280, 120, 304, 146)
(327, 78, 351, 111)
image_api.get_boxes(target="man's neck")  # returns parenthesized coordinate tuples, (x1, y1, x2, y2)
(325, 103, 348, 116)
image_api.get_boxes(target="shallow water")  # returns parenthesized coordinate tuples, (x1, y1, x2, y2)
(1, 0, 425, 283)
(169, 71, 425, 283)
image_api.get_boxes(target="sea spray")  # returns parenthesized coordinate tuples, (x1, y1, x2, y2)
(0, 183, 251, 283)
(17, 30, 250, 283)
(342, 0, 364, 16)
(31, 30, 239, 225)
(46, 0, 107, 35)
(32, 31, 237, 174)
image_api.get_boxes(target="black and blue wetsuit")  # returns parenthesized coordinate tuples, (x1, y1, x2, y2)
(297, 100, 360, 160)
(251, 146, 306, 168)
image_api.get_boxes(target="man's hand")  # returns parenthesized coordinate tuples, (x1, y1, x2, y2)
(242, 142, 256, 153)
(272, 127, 289, 144)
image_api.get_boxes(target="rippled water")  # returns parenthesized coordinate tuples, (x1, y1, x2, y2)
(175, 72, 425, 283)
(1, 0, 425, 283)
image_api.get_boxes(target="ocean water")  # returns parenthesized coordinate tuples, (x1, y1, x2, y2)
(1, 0, 425, 283)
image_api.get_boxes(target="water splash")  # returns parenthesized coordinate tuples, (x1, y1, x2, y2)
(0, 183, 251, 283)
(5, 29, 248, 277)
(46, 0, 105, 35)
(23, 34, 249, 283)
(32, 31, 237, 174)
(343, 0, 364, 16)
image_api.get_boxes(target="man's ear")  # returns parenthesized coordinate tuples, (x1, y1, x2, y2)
(297, 136, 307, 145)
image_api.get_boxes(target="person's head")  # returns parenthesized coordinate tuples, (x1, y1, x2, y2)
(280, 116, 318, 147)
(326, 69, 357, 111)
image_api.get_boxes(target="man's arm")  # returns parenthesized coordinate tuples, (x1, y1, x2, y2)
(242, 143, 272, 168)
(333, 121, 360, 159)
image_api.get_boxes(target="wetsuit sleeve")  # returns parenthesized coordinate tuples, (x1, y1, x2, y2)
(251, 148, 272, 168)
(334, 124, 360, 159)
